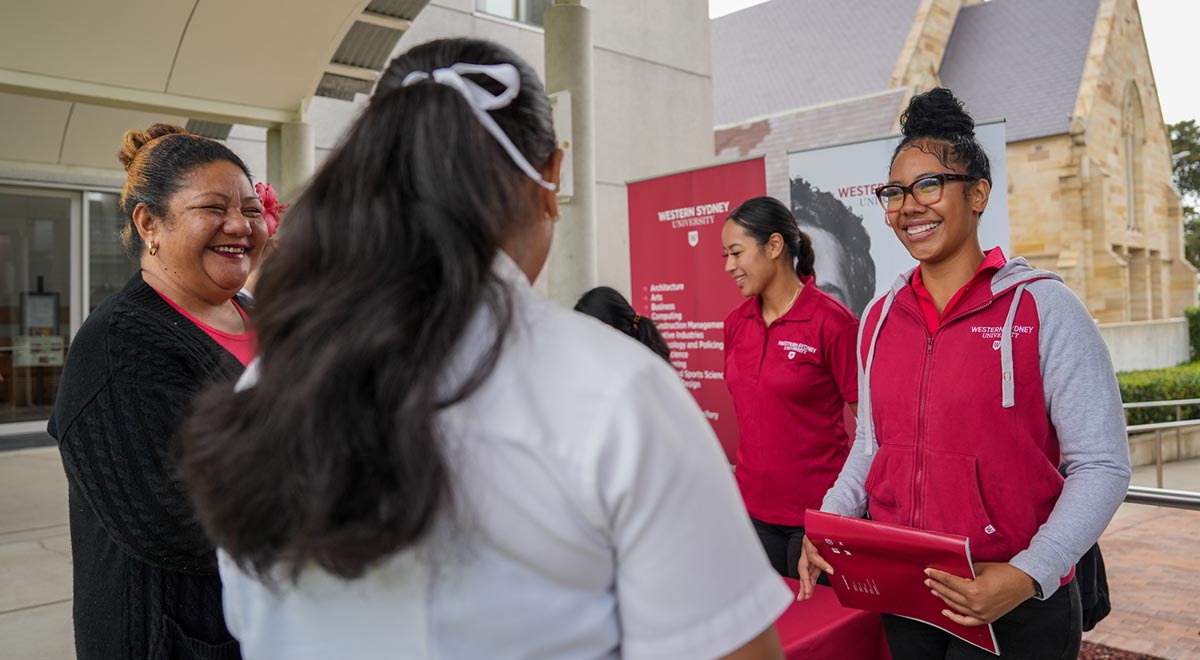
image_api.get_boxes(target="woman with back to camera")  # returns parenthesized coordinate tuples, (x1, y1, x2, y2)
(49, 123, 266, 660)
(721, 196, 860, 578)
(178, 38, 792, 660)
(575, 285, 671, 363)
(798, 88, 1131, 659)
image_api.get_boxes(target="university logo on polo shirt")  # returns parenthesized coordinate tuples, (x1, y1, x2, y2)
(777, 339, 817, 360)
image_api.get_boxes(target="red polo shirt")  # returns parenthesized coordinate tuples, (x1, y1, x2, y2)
(911, 247, 1008, 333)
(723, 277, 859, 526)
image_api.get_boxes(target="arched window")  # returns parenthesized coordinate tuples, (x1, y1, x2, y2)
(1123, 81, 1145, 232)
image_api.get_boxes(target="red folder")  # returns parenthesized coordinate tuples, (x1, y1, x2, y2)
(804, 510, 999, 655)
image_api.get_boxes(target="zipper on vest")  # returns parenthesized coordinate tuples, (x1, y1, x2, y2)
(913, 333, 934, 530)
(901, 291, 1002, 530)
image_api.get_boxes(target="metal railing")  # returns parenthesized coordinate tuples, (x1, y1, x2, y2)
(1123, 399, 1200, 507)
(1123, 485, 1200, 510)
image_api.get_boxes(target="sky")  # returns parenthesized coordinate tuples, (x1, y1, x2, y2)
(708, 0, 1200, 125)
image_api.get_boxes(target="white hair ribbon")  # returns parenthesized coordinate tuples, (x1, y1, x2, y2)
(401, 63, 556, 191)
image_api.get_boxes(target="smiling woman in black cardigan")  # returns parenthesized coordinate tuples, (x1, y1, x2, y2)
(48, 123, 269, 660)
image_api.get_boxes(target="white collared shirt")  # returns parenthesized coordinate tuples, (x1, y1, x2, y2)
(220, 253, 790, 660)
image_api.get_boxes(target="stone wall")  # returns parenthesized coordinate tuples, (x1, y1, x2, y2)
(889, 0, 963, 96)
(1072, 0, 1197, 321)
(1005, 134, 1080, 275)
(1099, 318, 1190, 372)
(1001, 0, 1195, 323)
(1129, 427, 1200, 469)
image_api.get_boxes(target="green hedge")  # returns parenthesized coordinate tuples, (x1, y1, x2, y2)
(1118, 362, 1200, 425)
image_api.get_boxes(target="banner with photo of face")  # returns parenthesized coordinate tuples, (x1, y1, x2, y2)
(787, 121, 1009, 318)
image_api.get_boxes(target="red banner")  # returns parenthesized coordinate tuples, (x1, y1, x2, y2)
(627, 157, 767, 462)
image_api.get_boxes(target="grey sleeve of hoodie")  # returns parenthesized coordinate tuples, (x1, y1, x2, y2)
(820, 365, 875, 518)
(1010, 280, 1132, 599)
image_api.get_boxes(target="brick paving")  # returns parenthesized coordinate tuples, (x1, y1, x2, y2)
(1082, 505, 1200, 660)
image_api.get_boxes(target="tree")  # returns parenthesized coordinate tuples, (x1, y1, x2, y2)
(1169, 119, 1200, 266)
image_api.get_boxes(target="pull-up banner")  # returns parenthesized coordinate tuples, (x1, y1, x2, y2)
(627, 157, 767, 462)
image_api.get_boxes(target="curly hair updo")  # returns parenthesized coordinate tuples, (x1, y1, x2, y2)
(891, 88, 991, 191)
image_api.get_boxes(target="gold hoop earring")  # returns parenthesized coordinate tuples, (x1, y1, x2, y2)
(148, 242, 158, 256)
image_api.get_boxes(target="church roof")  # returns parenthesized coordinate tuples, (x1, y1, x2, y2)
(712, 0, 1102, 144)
(711, 0, 921, 126)
(939, 0, 1101, 142)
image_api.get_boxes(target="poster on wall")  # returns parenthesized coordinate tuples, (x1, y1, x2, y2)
(14, 336, 65, 367)
(787, 120, 1009, 318)
(627, 157, 767, 462)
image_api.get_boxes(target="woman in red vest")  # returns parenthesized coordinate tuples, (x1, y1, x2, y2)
(798, 88, 1131, 659)
(722, 196, 859, 578)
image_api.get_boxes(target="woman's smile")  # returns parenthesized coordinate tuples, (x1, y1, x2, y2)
(902, 220, 943, 240)
(210, 244, 249, 257)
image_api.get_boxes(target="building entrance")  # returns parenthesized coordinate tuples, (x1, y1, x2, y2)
(0, 188, 76, 427)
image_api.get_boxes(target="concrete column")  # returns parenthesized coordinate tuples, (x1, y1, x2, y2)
(266, 127, 282, 188)
(279, 120, 315, 201)
(544, 0, 596, 307)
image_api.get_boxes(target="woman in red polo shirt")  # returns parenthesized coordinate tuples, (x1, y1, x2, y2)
(722, 195, 859, 578)
(798, 88, 1131, 659)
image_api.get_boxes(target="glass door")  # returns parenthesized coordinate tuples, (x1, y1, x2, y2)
(85, 191, 137, 314)
(0, 187, 79, 428)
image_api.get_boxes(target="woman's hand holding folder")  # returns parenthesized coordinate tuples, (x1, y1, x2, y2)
(795, 535, 833, 601)
(924, 562, 1038, 626)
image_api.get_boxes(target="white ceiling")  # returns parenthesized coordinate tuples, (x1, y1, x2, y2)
(61, 105, 191, 170)
(167, 0, 378, 109)
(0, 0, 194, 93)
(0, 0, 372, 109)
(0, 92, 190, 170)
(0, 0, 381, 171)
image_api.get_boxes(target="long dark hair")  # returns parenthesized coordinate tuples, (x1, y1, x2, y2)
(178, 38, 556, 580)
(892, 88, 991, 191)
(727, 196, 815, 278)
(574, 286, 671, 363)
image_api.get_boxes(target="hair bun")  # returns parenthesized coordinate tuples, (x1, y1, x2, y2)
(117, 123, 188, 171)
(899, 88, 974, 141)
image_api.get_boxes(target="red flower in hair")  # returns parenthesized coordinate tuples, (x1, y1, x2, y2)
(255, 182, 288, 237)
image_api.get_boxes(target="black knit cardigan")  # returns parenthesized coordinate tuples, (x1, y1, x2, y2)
(48, 274, 246, 660)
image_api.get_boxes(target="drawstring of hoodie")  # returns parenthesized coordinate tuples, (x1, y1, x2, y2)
(859, 288, 898, 456)
(999, 283, 1029, 409)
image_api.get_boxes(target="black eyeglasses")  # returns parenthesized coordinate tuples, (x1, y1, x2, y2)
(875, 173, 977, 213)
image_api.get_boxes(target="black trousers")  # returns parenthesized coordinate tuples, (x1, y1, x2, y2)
(882, 578, 1082, 660)
(751, 517, 806, 579)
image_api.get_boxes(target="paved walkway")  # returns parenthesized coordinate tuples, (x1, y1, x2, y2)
(1, 446, 1198, 660)
(1081, 459, 1200, 660)
(0, 447, 72, 660)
